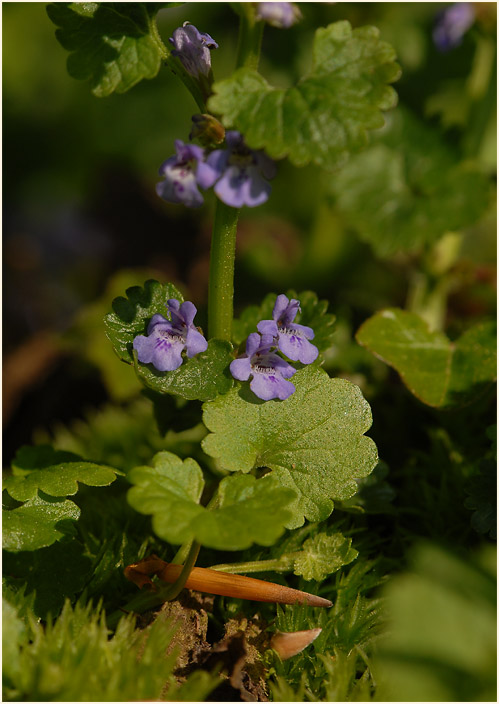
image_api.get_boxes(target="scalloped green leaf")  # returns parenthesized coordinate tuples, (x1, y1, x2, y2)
(208, 21, 400, 170)
(46, 2, 171, 97)
(3, 495, 81, 552)
(293, 532, 358, 581)
(356, 309, 497, 407)
(127, 451, 296, 549)
(232, 290, 336, 354)
(4, 445, 118, 502)
(329, 108, 490, 255)
(202, 365, 378, 528)
(105, 279, 233, 401)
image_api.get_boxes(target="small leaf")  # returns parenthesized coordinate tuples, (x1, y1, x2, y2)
(202, 365, 378, 528)
(46, 2, 169, 97)
(209, 21, 400, 170)
(105, 279, 232, 401)
(329, 108, 490, 255)
(356, 309, 496, 407)
(4, 445, 118, 502)
(127, 451, 296, 549)
(232, 290, 335, 355)
(3, 494, 80, 552)
(293, 532, 358, 581)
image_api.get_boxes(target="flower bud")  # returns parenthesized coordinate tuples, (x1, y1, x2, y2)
(189, 113, 226, 146)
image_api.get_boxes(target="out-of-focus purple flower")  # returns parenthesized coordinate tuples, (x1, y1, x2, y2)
(169, 22, 218, 77)
(255, 2, 302, 28)
(433, 2, 475, 52)
(133, 299, 208, 372)
(230, 332, 296, 400)
(206, 131, 277, 208)
(156, 140, 219, 208)
(257, 294, 318, 364)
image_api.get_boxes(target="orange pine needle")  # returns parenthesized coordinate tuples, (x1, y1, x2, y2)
(124, 555, 332, 608)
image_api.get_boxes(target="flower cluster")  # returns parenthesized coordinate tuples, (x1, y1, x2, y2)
(159, 24, 276, 210)
(133, 299, 207, 372)
(157, 131, 276, 209)
(230, 295, 319, 401)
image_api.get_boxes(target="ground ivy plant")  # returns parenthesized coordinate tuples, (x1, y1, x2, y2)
(13, 0, 397, 598)
(4, 2, 496, 701)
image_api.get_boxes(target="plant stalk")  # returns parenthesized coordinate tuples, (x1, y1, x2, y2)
(208, 200, 240, 340)
(235, 4, 264, 70)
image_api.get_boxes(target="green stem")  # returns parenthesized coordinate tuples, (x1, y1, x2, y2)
(210, 555, 295, 574)
(208, 200, 240, 340)
(161, 540, 201, 601)
(235, 4, 264, 70)
(106, 541, 201, 630)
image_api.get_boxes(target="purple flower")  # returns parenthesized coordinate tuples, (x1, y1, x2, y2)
(169, 22, 218, 77)
(433, 3, 475, 52)
(255, 2, 302, 28)
(156, 140, 219, 208)
(257, 294, 318, 364)
(230, 333, 296, 401)
(133, 299, 208, 372)
(206, 131, 277, 208)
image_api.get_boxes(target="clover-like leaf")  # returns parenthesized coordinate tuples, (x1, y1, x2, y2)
(232, 290, 336, 354)
(4, 445, 118, 502)
(202, 365, 378, 528)
(46, 2, 172, 97)
(209, 21, 400, 170)
(3, 494, 81, 552)
(105, 279, 233, 401)
(293, 532, 358, 581)
(127, 451, 296, 549)
(329, 108, 490, 255)
(356, 309, 496, 407)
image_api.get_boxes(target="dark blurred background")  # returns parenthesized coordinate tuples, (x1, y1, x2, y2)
(3, 2, 496, 461)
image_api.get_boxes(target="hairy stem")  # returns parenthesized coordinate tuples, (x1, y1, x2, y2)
(208, 201, 240, 340)
(162, 540, 201, 601)
(209, 555, 296, 574)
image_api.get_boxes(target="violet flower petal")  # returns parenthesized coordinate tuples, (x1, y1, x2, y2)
(133, 329, 185, 371)
(185, 327, 208, 357)
(230, 357, 252, 381)
(257, 319, 279, 338)
(277, 330, 319, 364)
(273, 295, 300, 325)
(250, 371, 295, 401)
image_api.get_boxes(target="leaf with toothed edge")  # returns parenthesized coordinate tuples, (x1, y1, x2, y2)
(127, 451, 296, 550)
(202, 365, 378, 528)
(208, 21, 400, 170)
